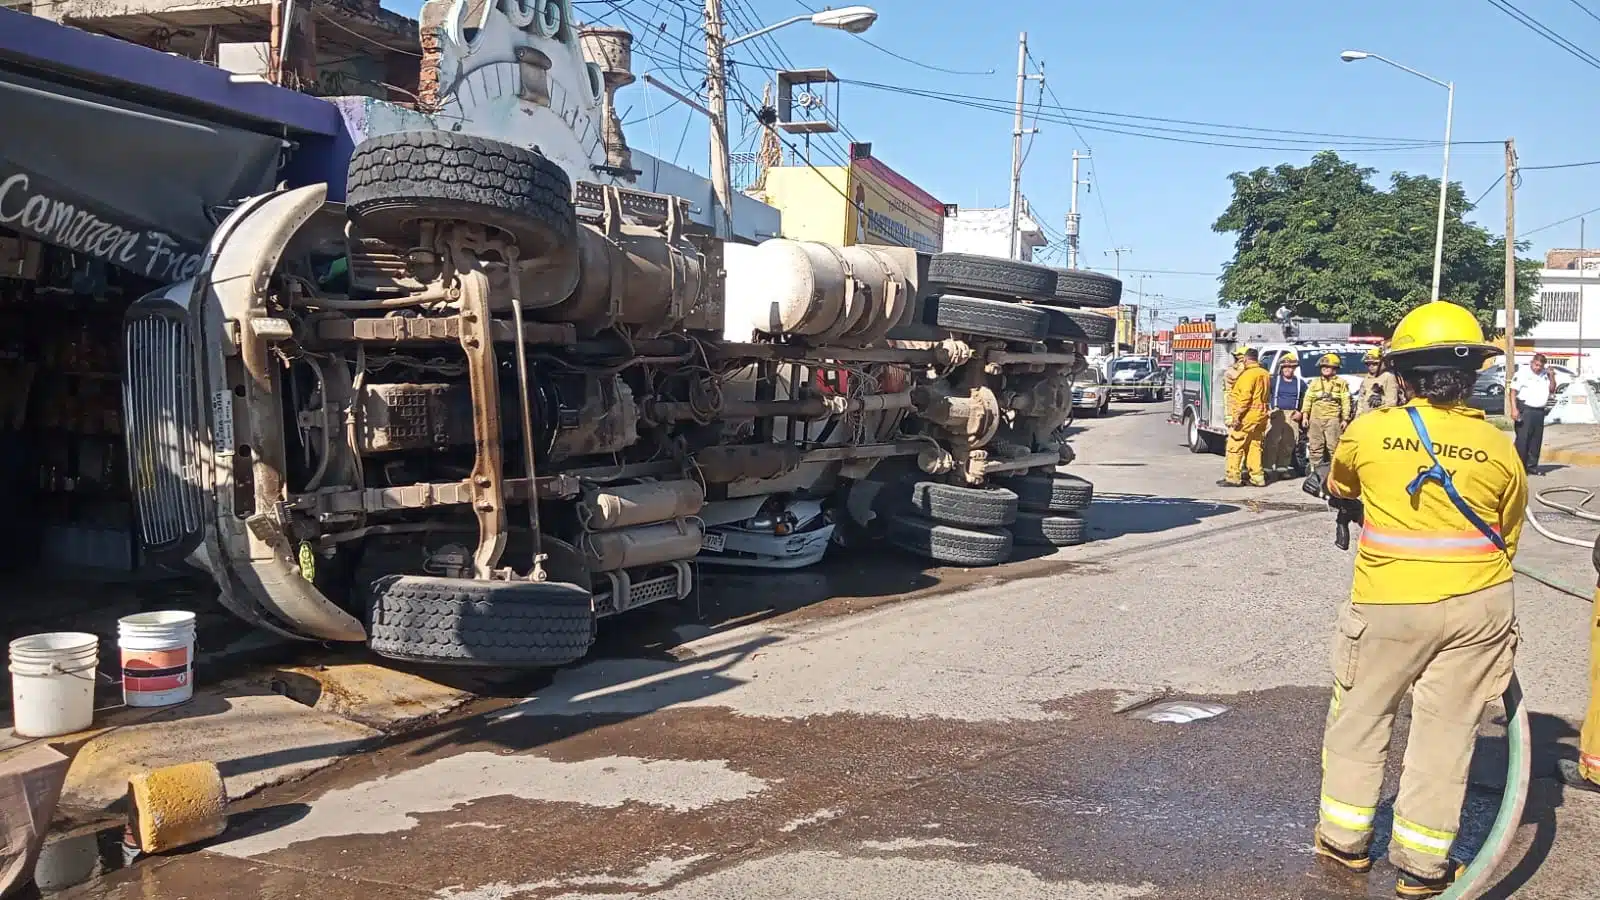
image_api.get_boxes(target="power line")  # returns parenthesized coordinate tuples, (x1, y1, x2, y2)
(1569, 0, 1600, 25)
(1522, 158, 1600, 170)
(1085, 154, 1116, 253)
(848, 35, 997, 75)
(1113, 267, 1224, 277)
(839, 78, 1486, 146)
(1470, 174, 1505, 208)
(1040, 73, 1093, 151)
(1524, 203, 1600, 236)
(726, 85, 920, 249)
(834, 79, 1498, 153)
(1019, 50, 1045, 170)
(1484, 0, 1600, 71)
(782, 0, 994, 75)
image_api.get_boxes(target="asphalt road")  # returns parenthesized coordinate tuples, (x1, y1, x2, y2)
(60, 402, 1600, 900)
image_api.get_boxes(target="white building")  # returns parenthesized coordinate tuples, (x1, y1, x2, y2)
(1506, 250, 1600, 377)
(941, 203, 1047, 261)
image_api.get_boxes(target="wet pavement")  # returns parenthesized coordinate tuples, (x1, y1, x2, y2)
(44, 405, 1600, 900)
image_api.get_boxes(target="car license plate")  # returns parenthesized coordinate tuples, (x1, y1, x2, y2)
(701, 532, 726, 553)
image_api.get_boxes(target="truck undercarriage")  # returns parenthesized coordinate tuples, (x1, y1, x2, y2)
(122, 127, 1108, 667)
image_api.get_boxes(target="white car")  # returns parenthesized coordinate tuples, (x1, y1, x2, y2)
(697, 496, 835, 570)
(1476, 363, 1576, 397)
(1072, 370, 1112, 417)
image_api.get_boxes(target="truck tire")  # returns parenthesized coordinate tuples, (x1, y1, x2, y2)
(999, 472, 1094, 513)
(888, 480, 1019, 527)
(887, 515, 1013, 567)
(1042, 307, 1116, 344)
(367, 575, 594, 667)
(1012, 511, 1087, 547)
(927, 294, 1050, 341)
(1048, 269, 1122, 308)
(347, 131, 576, 259)
(927, 253, 1057, 302)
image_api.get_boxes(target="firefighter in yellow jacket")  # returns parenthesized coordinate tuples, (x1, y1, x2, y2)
(1301, 352, 1353, 468)
(1218, 347, 1269, 487)
(1556, 532, 1600, 796)
(1357, 348, 1402, 416)
(1221, 345, 1248, 420)
(1314, 301, 1525, 899)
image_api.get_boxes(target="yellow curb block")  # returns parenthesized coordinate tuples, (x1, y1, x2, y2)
(1544, 446, 1600, 468)
(127, 761, 228, 853)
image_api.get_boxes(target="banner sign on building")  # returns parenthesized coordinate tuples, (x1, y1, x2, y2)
(849, 150, 944, 254)
(0, 69, 281, 279)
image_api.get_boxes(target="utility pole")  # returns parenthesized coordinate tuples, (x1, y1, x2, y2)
(704, 0, 734, 239)
(1129, 273, 1151, 307)
(1066, 150, 1090, 269)
(1104, 247, 1131, 281)
(1008, 32, 1028, 259)
(1503, 138, 1517, 396)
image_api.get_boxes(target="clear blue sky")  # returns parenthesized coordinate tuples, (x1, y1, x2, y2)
(386, 0, 1600, 328)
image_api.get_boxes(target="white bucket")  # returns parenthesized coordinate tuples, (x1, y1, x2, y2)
(117, 611, 197, 708)
(9, 632, 99, 738)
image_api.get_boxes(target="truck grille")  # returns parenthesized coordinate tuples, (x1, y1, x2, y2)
(124, 314, 206, 551)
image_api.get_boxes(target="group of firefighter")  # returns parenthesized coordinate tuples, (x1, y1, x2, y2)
(1217, 344, 1400, 488)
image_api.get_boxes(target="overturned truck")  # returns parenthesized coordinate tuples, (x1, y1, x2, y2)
(120, 0, 1121, 667)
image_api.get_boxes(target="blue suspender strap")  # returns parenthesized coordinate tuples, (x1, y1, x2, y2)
(1404, 407, 1509, 554)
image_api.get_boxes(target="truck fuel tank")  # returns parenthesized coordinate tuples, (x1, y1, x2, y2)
(723, 239, 911, 345)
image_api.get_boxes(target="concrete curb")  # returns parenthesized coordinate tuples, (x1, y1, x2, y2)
(1544, 446, 1600, 468)
(4, 659, 493, 815)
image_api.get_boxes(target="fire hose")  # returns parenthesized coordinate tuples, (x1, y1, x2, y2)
(1304, 479, 1599, 899)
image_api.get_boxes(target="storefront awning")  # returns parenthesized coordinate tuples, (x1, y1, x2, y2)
(0, 69, 284, 281)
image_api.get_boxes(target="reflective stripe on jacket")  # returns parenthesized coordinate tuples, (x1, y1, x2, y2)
(1358, 523, 1504, 560)
(1328, 400, 1527, 605)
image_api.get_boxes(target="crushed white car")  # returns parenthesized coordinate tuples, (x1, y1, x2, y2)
(697, 496, 834, 570)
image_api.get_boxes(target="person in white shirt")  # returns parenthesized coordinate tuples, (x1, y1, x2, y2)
(1510, 354, 1558, 473)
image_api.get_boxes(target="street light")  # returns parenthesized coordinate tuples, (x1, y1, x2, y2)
(1340, 49, 1454, 302)
(726, 6, 878, 47)
(705, 4, 878, 238)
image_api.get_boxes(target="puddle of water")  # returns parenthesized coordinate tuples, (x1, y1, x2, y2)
(1126, 700, 1230, 724)
(34, 826, 129, 895)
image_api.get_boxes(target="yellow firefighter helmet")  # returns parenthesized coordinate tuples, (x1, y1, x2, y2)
(1386, 300, 1503, 366)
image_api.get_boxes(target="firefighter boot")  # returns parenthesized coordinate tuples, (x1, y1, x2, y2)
(1313, 828, 1372, 874)
(1395, 861, 1466, 899)
(1556, 759, 1600, 794)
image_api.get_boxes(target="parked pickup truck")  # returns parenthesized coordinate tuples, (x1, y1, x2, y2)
(1105, 356, 1167, 402)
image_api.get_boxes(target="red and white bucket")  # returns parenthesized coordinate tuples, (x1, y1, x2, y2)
(117, 611, 196, 707)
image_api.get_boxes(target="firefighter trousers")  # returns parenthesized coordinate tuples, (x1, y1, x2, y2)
(1306, 415, 1343, 469)
(1318, 582, 1518, 879)
(1264, 410, 1299, 472)
(1224, 417, 1266, 485)
(1580, 590, 1600, 785)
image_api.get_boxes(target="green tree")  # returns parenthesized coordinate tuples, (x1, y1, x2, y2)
(1212, 151, 1540, 335)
